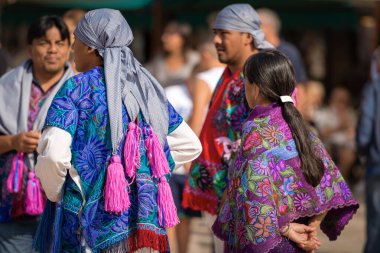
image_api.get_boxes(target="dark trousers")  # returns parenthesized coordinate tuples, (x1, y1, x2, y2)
(0, 219, 38, 253)
(365, 174, 380, 253)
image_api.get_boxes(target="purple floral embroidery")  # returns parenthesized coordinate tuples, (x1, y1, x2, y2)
(270, 158, 286, 182)
(320, 173, 332, 188)
(294, 193, 312, 211)
(316, 187, 326, 203)
(252, 157, 270, 175)
(212, 103, 359, 253)
(338, 181, 351, 200)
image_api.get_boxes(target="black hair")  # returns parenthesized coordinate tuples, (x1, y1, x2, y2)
(27, 15, 70, 45)
(163, 21, 192, 59)
(244, 49, 324, 187)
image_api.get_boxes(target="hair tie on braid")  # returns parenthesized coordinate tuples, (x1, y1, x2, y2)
(280, 95, 294, 104)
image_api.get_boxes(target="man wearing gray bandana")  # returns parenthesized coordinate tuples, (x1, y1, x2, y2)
(183, 4, 320, 252)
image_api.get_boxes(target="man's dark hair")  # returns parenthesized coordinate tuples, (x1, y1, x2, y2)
(27, 15, 70, 45)
(244, 49, 324, 187)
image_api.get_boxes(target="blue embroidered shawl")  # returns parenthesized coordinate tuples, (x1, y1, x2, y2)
(34, 66, 182, 253)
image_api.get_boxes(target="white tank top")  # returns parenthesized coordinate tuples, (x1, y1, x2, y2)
(196, 67, 225, 93)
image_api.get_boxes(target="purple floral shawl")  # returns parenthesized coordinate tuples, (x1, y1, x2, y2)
(212, 103, 359, 253)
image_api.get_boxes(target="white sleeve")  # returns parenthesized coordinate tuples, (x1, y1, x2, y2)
(167, 121, 202, 170)
(36, 126, 72, 202)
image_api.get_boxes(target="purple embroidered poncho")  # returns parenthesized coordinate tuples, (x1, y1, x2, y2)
(212, 103, 359, 253)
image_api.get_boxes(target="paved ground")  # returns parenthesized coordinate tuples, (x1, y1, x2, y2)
(181, 182, 367, 253)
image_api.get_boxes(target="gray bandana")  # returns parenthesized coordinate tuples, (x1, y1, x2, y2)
(74, 9, 169, 154)
(213, 4, 273, 50)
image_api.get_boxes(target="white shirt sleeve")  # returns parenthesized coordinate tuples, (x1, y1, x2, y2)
(36, 126, 72, 202)
(167, 121, 202, 170)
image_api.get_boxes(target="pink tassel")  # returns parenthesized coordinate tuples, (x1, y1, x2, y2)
(104, 155, 130, 214)
(144, 126, 177, 227)
(25, 172, 44, 215)
(7, 153, 25, 193)
(157, 176, 179, 227)
(144, 126, 170, 178)
(124, 122, 141, 178)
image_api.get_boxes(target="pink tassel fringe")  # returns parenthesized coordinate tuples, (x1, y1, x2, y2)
(104, 155, 130, 214)
(25, 172, 44, 215)
(7, 153, 25, 193)
(144, 126, 178, 227)
(157, 176, 179, 227)
(144, 126, 170, 178)
(124, 122, 141, 179)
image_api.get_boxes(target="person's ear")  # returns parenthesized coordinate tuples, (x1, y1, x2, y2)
(243, 33, 253, 46)
(87, 47, 97, 55)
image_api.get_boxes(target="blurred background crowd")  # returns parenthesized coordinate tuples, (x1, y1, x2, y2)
(0, 0, 378, 252)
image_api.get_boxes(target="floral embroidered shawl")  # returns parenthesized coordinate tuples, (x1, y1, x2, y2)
(182, 67, 249, 215)
(212, 103, 359, 253)
(33, 67, 183, 253)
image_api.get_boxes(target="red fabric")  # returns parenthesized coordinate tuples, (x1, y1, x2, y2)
(183, 68, 243, 214)
(128, 229, 169, 253)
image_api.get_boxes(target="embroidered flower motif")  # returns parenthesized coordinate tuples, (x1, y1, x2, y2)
(316, 187, 326, 203)
(196, 164, 213, 191)
(216, 137, 241, 161)
(320, 173, 332, 188)
(278, 204, 288, 215)
(254, 216, 274, 239)
(74, 136, 107, 183)
(213, 108, 227, 131)
(227, 79, 244, 102)
(137, 180, 155, 218)
(252, 156, 270, 175)
(338, 181, 351, 200)
(269, 158, 286, 182)
(243, 131, 262, 151)
(280, 176, 297, 196)
(294, 193, 312, 211)
(261, 125, 284, 145)
(230, 103, 248, 132)
(244, 201, 260, 224)
(256, 178, 272, 197)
